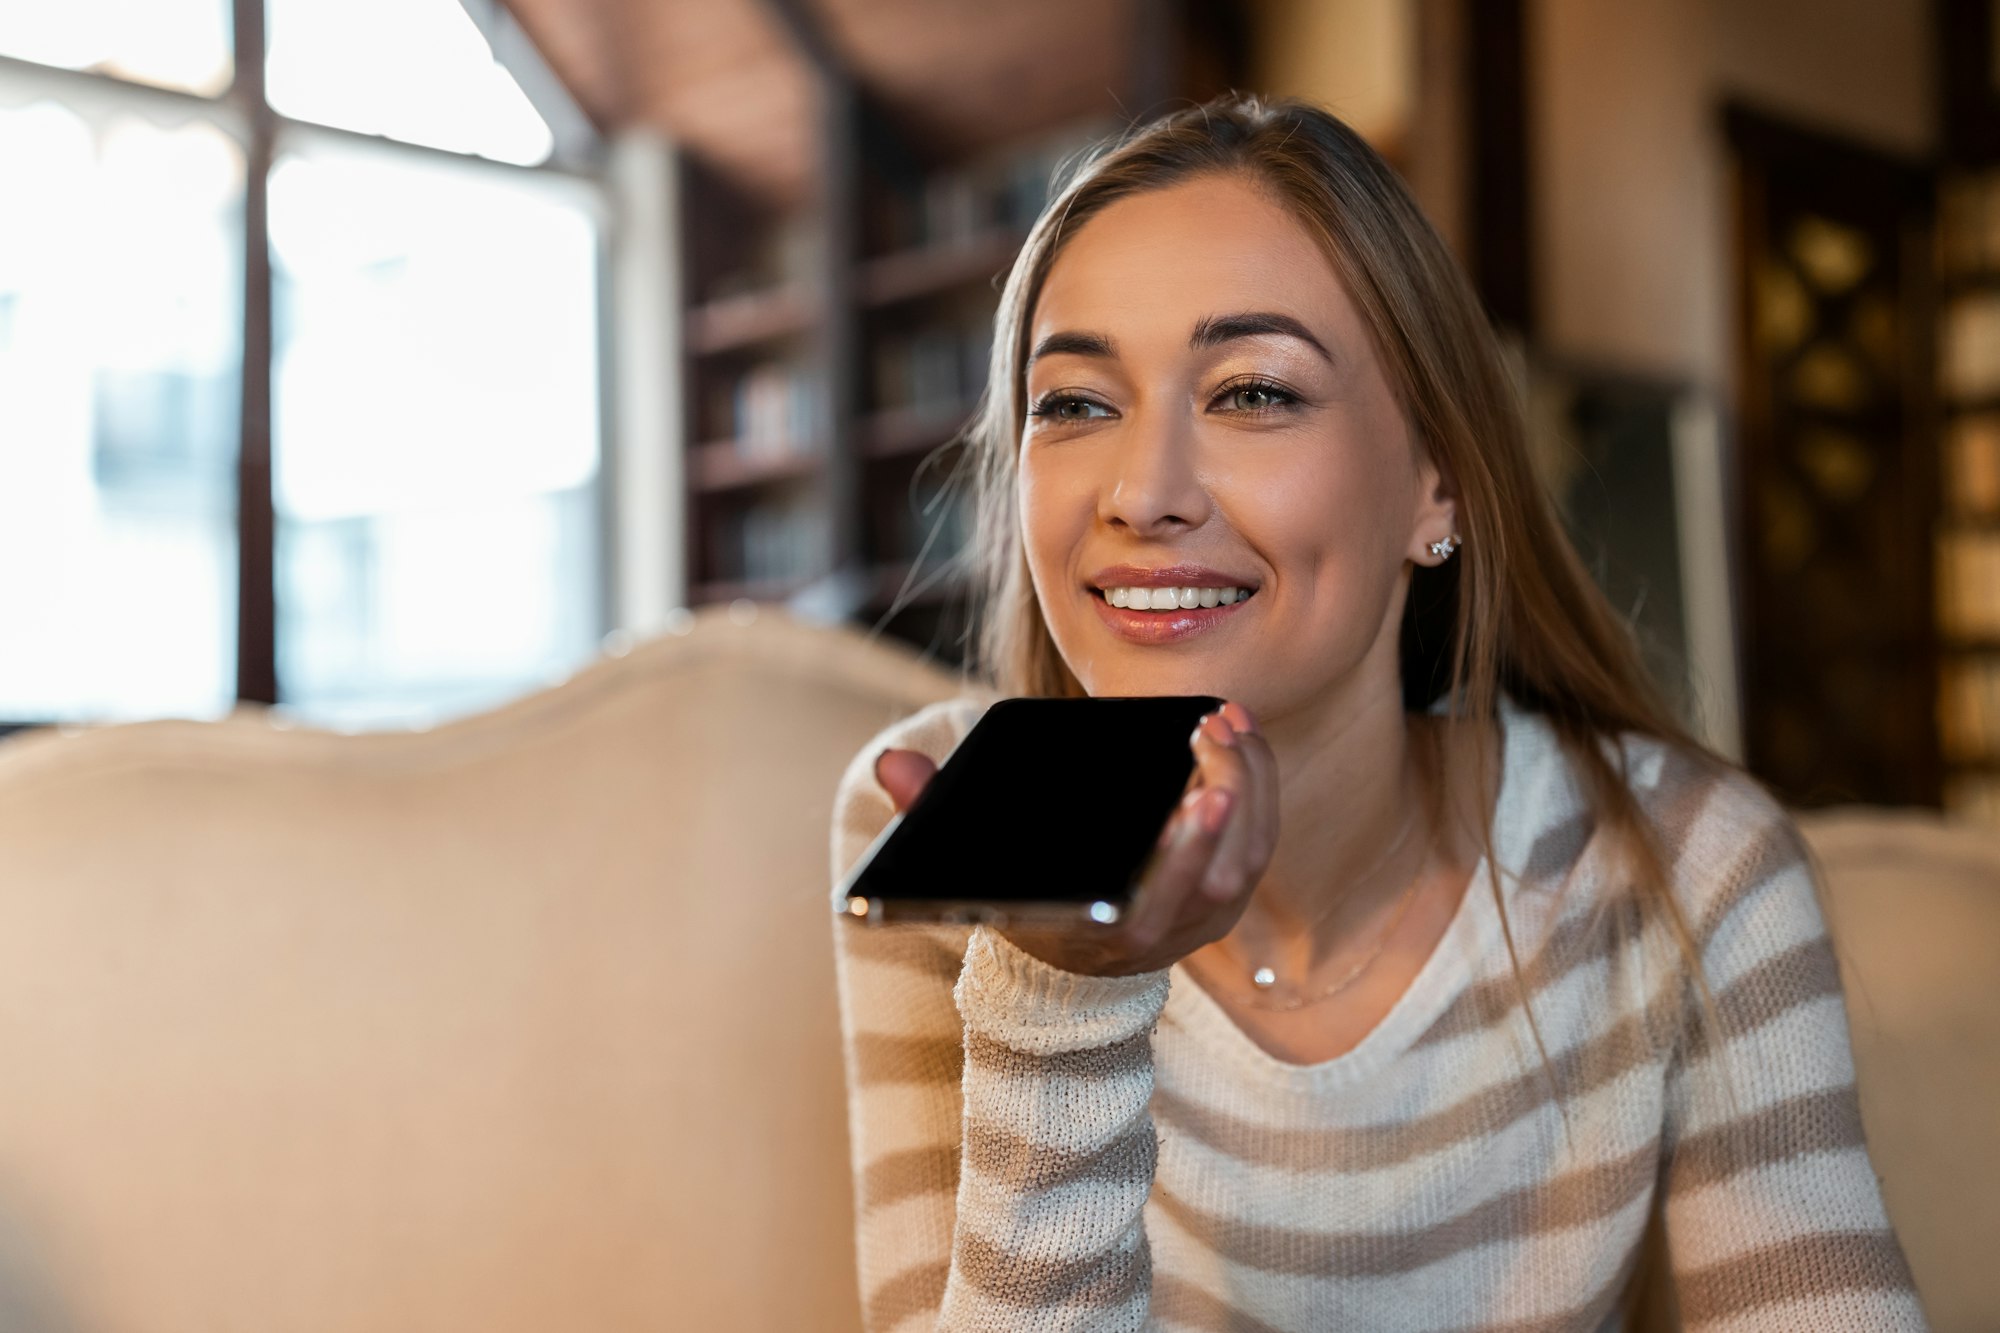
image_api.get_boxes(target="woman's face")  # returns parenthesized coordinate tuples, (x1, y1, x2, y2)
(1019, 170, 1455, 723)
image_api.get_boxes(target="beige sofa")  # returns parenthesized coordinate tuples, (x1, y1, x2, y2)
(0, 604, 1989, 1331)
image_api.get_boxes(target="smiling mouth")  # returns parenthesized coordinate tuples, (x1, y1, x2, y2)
(1091, 586, 1259, 611)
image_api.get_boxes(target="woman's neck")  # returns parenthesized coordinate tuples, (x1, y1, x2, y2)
(1224, 685, 1469, 978)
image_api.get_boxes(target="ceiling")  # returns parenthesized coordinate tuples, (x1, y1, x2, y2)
(500, 0, 1143, 206)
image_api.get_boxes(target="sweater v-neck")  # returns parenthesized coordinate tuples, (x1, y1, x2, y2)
(1159, 691, 1541, 1092)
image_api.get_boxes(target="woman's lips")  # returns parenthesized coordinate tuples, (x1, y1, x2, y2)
(1087, 587, 1257, 645)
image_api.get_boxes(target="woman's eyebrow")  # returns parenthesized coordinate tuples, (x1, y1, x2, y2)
(1026, 313, 1332, 368)
(1189, 311, 1333, 364)
(1027, 329, 1117, 365)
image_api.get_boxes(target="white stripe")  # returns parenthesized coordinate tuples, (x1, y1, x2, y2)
(1672, 993, 1857, 1137)
(955, 1159, 1150, 1264)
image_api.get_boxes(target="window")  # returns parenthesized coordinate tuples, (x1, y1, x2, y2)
(0, 0, 606, 731)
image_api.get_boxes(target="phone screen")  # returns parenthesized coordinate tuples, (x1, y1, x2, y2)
(839, 694, 1225, 924)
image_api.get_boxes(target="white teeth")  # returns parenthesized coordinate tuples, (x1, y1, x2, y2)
(1100, 585, 1254, 610)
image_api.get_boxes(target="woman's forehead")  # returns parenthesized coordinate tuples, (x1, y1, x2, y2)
(1031, 175, 1354, 350)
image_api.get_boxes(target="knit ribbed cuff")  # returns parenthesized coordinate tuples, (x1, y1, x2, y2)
(953, 924, 1171, 1056)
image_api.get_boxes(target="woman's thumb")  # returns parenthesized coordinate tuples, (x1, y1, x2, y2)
(874, 748, 937, 813)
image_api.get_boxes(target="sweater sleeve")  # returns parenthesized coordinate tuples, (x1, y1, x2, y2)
(828, 701, 1170, 1333)
(938, 925, 1168, 1331)
(1655, 776, 1928, 1329)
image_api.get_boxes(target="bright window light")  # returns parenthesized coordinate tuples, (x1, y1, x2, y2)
(0, 103, 243, 722)
(0, 0, 233, 97)
(265, 0, 554, 166)
(268, 135, 601, 730)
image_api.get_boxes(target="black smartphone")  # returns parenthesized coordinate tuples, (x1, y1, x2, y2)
(837, 694, 1226, 927)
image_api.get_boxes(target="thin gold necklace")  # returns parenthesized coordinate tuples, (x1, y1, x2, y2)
(1223, 727, 1436, 1013)
(1228, 863, 1426, 1012)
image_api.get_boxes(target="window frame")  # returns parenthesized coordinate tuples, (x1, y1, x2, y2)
(0, 0, 608, 733)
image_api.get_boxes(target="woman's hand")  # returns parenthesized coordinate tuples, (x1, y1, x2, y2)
(872, 700, 1279, 978)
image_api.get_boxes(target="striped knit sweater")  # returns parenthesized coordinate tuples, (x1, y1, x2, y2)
(827, 691, 1927, 1332)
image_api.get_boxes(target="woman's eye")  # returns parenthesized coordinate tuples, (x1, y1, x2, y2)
(1029, 394, 1113, 422)
(1217, 381, 1296, 412)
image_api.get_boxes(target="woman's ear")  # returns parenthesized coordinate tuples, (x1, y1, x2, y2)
(1410, 442, 1461, 565)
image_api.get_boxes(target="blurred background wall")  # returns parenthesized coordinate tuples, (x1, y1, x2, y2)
(3, 0, 1997, 829)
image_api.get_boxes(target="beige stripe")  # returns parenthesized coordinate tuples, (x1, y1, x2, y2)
(853, 1033, 963, 1087)
(954, 1228, 1149, 1310)
(841, 925, 965, 986)
(1688, 811, 1813, 944)
(864, 1259, 949, 1331)
(1150, 1139, 1657, 1277)
(1414, 896, 1628, 1050)
(1645, 747, 1734, 864)
(1670, 1084, 1865, 1191)
(964, 1027, 1152, 1082)
(1674, 1229, 1916, 1325)
(862, 1144, 960, 1211)
(1684, 933, 1841, 1060)
(1418, 787, 1805, 1055)
(1518, 807, 1599, 892)
(1150, 1275, 1290, 1333)
(963, 1113, 1157, 1193)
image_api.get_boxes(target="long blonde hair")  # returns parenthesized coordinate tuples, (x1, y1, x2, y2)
(927, 93, 1748, 1109)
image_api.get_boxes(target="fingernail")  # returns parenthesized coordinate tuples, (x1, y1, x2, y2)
(1221, 702, 1256, 734)
(1201, 788, 1234, 835)
(1193, 713, 1236, 748)
(873, 749, 890, 785)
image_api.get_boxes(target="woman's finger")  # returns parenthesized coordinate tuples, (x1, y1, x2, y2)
(873, 747, 937, 813)
(1121, 786, 1231, 950)
(1189, 712, 1260, 904)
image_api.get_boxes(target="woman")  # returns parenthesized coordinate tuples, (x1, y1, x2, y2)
(828, 95, 1924, 1331)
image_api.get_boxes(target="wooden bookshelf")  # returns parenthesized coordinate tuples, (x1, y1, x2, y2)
(675, 138, 1098, 666)
(1936, 166, 2000, 827)
(860, 402, 973, 460)
(689, 439, 823, 493)
(859, 229, 1026, 308)
(660, 2, 1230, 668)
(686, 286, 814, 356)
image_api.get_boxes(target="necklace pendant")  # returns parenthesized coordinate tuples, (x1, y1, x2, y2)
(1251, 966, 1277, 989)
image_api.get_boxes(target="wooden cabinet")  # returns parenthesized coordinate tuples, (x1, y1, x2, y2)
(676, 124, 1107, 666)
(1936, 171, 2000, 825)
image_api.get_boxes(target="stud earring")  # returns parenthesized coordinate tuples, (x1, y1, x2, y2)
(1427, 534, 1461, 561)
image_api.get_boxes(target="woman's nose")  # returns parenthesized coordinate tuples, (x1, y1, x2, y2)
(1097, 414, 1211, 535)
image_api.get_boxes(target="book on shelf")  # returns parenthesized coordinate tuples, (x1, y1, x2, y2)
(714, 361, 819, 463)
(870, 313, 994, 420)
(700, 212, 819, 304)
(1937, 528, 2000, 640)
(875, 121, 1115, 254)
(1941, 657, 2000, 762)
(1941, 290, 2000, 402)
(1946, 413, 2000, 518)
(1940, 168, 2000, 278)
(710, 493, 830, 588)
